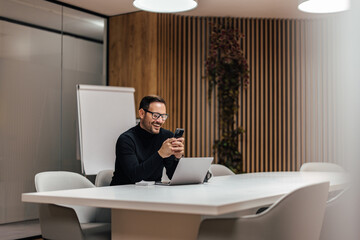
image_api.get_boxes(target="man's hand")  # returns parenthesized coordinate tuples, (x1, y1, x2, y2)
(158, 137, 185, 159)
(171, 137, 184, 159)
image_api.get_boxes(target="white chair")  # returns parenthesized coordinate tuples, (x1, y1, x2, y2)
(300, 162, 344, 172)
(35, 171, 111, 240)
(95, 169, 114, 187)
(300, 162, 345, 200)
(197, 182, 329, 240)
(320, 189, 358, 240)
(209, 164, 235, 176)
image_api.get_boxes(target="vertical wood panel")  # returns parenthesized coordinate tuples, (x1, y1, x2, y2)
(203, 18, 209, 158)
(260, 19, 264, 172)
(269, 19, 274, 172)
(181, 16, 187, 153)
(109, 12, 158, 112)
(296, 20, 301, 170)
(301, 20, 306, 168)
(191, 17, 196, 156)
(255, 19, 260, 172)
(157, 16, 338, 172)
(196, 18, 201, 156)
(286, 20, 291, 171)
(274, 19, 278, 171)
(264, 19, 269, 172)
(167, 14, 173, 132)
(282, 20, 287, 170)
(186, 17, 192, 156)
(176, 15, 182, 132)
(240, 18, 247, 171)
(291, 20, 296, 170)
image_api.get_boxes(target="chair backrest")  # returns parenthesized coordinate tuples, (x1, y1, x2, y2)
(95, 170, 114, 187)
(209, 164, 235, 177)
(35, 171, 95, 192)
(198, 182, 329, 240)
(320, 189, 357, 240)
(35, 171, 97, 223)
(300, 162, 344, 172)
(255, 182, 329, 240)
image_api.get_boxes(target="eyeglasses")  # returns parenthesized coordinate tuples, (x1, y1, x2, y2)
(143, 109, 168, 121)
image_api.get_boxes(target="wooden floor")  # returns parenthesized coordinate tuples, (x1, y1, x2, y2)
(0, 219, 42, 240)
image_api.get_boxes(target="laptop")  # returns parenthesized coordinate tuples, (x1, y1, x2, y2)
(156, 157, 213, 186)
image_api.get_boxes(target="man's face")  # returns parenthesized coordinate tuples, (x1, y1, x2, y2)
(139, 102, 166, 134)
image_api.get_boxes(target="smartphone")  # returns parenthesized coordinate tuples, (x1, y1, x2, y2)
(174, 128, 184, 138)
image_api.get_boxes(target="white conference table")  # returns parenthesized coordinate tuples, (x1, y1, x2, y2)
(22, 171, 348, 240)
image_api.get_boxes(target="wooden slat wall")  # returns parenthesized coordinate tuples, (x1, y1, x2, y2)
(157, 15, 338, 172)
(109, 12, 158, 113)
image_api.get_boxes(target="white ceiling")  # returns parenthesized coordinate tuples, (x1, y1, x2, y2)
(56, 0, 342, 19)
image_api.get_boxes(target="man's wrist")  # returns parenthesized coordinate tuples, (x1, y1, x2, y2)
(158, 150, 166, 158)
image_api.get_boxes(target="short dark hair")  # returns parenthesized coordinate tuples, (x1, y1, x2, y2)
(139, 95, 166, 110)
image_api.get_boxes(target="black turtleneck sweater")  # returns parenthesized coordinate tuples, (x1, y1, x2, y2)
(110, 124, 178, 185)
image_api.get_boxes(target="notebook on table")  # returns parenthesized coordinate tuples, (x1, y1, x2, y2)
(156, 157, 213, 186)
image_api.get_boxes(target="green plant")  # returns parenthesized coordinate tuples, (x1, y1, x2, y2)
(205, 23, 249, 173)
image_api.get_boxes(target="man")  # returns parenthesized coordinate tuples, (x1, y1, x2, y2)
(111, 95, 185, 185)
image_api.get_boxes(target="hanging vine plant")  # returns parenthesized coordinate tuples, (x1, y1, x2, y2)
(205, 22, 250, 174)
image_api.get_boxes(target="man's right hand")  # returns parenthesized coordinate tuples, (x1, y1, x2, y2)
(158, 138, 184, 158)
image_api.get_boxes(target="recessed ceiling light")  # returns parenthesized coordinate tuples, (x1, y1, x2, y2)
(133, 0, 198, 13)
(298, 0, 350, 13)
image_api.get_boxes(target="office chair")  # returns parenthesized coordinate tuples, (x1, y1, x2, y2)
(300, 162, 345, 172)
(95, 169, 114, 187)
(300, 162, 346, 199)
(35, 171, 111, 240)
(197, 182, 329, 240)
(320, 188, 358, 240)
(209, 164, 235, 176)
